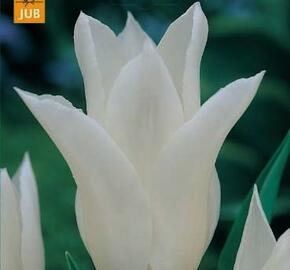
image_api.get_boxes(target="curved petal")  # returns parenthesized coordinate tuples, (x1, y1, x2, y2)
(182, 3, 208, 120)
(106, 42, 183, 181)
(149, 72, 264, 270)
(74, 12, 123, 123)
(118, 12, 155, 61)
(158, 3, 208, 119)
(15, 88, 152, 270)
(205, 169, 221, 247)
(13, 154, 45, 270)
(75, 189, 88, 249)
(0, 169, 22, 270)
(234, 186, 276, 270)
(262, 229, 290, 270)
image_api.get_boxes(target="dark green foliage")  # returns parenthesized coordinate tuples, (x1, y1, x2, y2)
(66, 251, 81, 270)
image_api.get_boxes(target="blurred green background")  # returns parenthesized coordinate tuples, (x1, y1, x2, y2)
(1, 0, 290, 269)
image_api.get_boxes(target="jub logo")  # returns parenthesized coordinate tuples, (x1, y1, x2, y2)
(14, 0, 45, 24)
(18, 8, 41, 20)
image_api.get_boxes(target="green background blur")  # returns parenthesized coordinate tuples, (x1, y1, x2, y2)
(1, 0, 290, 269)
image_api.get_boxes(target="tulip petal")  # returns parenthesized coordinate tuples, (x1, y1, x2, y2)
(158, 3, 207, 119)
(149, 72, 264, 270)
(75, 189, 88, 249)
(74, 12, 123, 123)
(118, 12, 154, 61)
(262, 229, 290, 270)
(106, 42, 183, 181)
(234, 186, 276, 270)
(182, 4, 208, 120)
(15, 88, 152, 270)
(206, 169, 221, 246)
(13, 154, 45, 270)
(0, 169, 22, 270)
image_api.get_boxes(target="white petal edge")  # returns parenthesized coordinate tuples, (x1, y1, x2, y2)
(149, 72, 264, 270)
(74, 12, 123, 123)
(13, 153, 45, 270)
(15, 87, 152, 270)
(205, 169, 221, 249)
(0, 169, 22, 270)
(74, 12, 105, 123)
(118, 12, 155, 61)
(234, 185, 276, 270)
(75, 189, 88, 250)
(158, 2, 207, 119)
(182, 3, 208, 120)
(106, 42, 183, 181)
(262, 229, 290, 270)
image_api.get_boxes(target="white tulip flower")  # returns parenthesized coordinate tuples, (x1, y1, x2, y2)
(0, 154, 45, 270)
(234, 185, 290, 270)
(15, 2, 264, 270)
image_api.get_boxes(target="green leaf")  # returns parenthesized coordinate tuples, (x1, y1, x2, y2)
(65, 251, 81, 270)
(218, 129, 290, 270)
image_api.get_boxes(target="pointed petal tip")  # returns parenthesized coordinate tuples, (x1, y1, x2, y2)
(14, 86, 30, 98)
(126, 11, 134, 21)
(14, 87, 34, 104)
(75, 11, 85, 24)
(246, 70, 265, 82)
(246, 70, 265, 92)
(250, 184, 270, 229)
(13, 86, 22, 95)
(253, 184, 258, 193)
(186, 1, 203, 17)
(0, 168, 9, 179)
(235, 182, 276, 270)
(193, 1, 202, 11)
(252, 184, 259, 201)
(14, 87, 38, 105)
(187, 1, 200, 12)
(78, 10, 89, 19)
(75, 10, 94, 29)
(23, 151, 30, 160)
(251, 184, 266, 212)
(122, 10, 144, 35)
(75, 11, 91, 32)
(22, 151, 32, 169)
(0, 169, 12, 189)
(123, 11, 136, 30)
(232, 71, 265, 96)
(190, 1, 208, 39)
(192, 1, 207, 21)
(74, 11, 86, 37)
(254, 70, 266, 81)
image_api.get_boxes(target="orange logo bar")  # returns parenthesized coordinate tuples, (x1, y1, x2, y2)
(14, 0, 45, 24)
